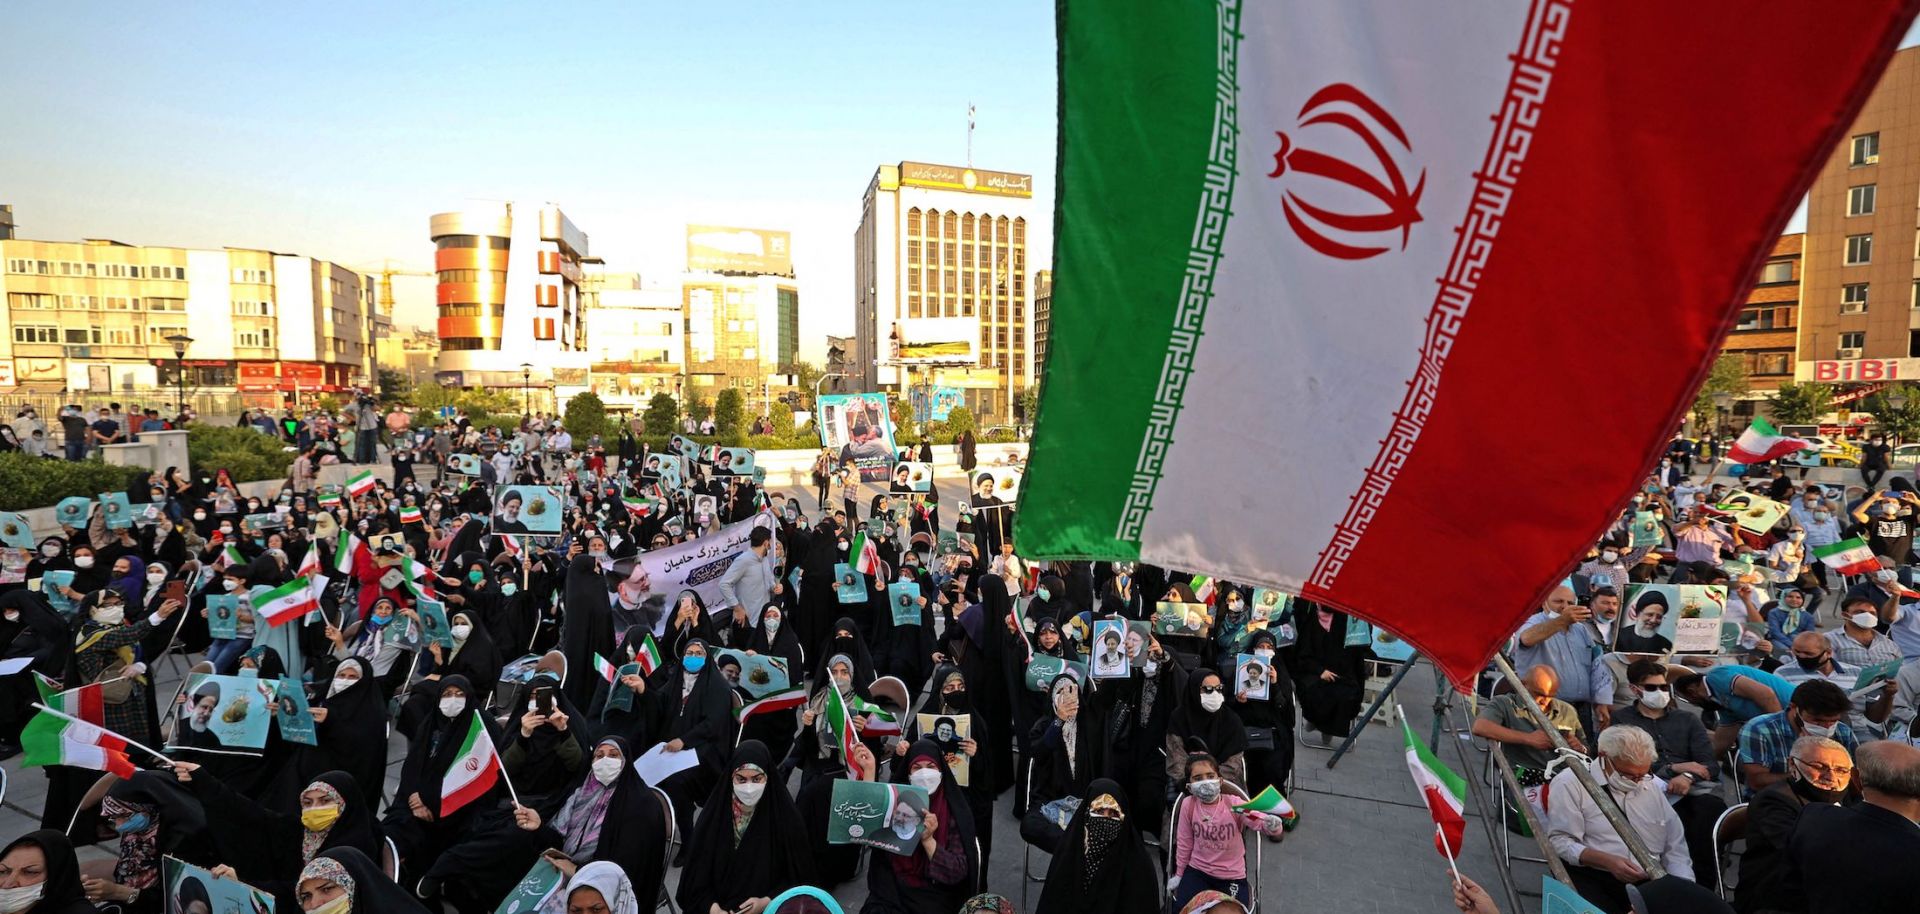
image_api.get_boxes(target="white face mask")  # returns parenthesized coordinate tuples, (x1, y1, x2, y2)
(329, 676, 357, 697)
(765, 615, 781, 632)
(438, 696, 466, 718)
(1254, 648, 1274, 660)
(1801, 720, 1837, 739)
(1851, 612, 1880, 630)
(909, 767, 943, 794)
(591, 756, 625, 785)
(1600, 550, 1618, 564)
(147, 572, 167, 585)
(1604, 761, 1644, 794)
(450, 624, 472, 641)
(194, 511, 207, 521)
(2, 611, 16, 623)
(1190, 778, 1222, 802)
(39, 545, 58, 558)
(219, 526, 234, 535)
(92, 604, 125, 626)
(380, 570, 403, 590)
(1638, 688, 1672, 710)
(733, 781, 766, 807)
(1199, 692, 1225, 712)
(73, 556, 94, 569)
(308, 893, 352, 914)
(0, 883, 45, 913)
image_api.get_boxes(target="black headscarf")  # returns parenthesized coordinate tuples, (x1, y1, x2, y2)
(393, 674, 502, 817)
(676, 740, 817, 914)
(809, 617, 877, 693)
(0, 830, 94, 914)
(440, 610, 502, 691)
(559, 555, 617, 708)
(1034, 778, 1159, 914)
(0, 590, 72, 677)
(1166, 667, 1248, 761)
(304, 656, 389, 812)
(663, 642, 736, 767)
(747, 601, 805, 672)
(504, 672, 594, 807)
(561, 736, 668, 903)
(865, 738, 980, 914)
(302, 846, 432, 914)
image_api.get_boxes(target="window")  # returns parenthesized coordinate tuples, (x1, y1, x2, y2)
(231, 268, 272, 284)
(146, 297, 185, 312)
(1840, 331, 1866, 352)
(1847, 234, 1873, 265)
(4, 259, 26, 273)
(145, 326, 186, 343)
(233, 300, 274, 316)
(1754, 352, 1790, 375)
(12, 326, 56, 343)
(1758, 260, 1793, 284)
(6, 293, 54, 310)
(1849, 184, 1877, 216)
(105, 329, 135, 345)
(741, 347, 756, 360)
(1852, 132, 1880, 166)
(1843, 283, 1870, 313)
(63, 329, 99, 345)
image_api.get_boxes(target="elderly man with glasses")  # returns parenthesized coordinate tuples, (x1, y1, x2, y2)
(1547, 725, 1695, 914)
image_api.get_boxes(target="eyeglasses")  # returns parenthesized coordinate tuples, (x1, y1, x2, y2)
(1199, 685, 1224, 694)
(1635, 683, 1671, 692)
(1795, 759, 1853, 777)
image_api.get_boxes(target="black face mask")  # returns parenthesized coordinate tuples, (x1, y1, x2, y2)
(1796, 654, 1829, 672)
(943, 689, 970, 712)
(1788, 772, 1848, 805)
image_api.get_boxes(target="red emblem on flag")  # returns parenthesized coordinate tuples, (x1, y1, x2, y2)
(464, 758, 480, 772)
(1268, 83, 1425, 260)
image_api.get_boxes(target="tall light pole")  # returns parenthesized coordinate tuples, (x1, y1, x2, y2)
(1889, 388, 1909, 443)
(1713, 390, 1733, 440)
(520, 363, 533, 420)
(166, 334, 194, 422)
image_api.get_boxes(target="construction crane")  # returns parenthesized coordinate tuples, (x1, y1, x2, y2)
(352, 259, 435, 319)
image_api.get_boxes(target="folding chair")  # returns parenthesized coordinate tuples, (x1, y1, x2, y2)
(1021, 763, 1048, 912)
(653, 786, 680, 913)
(1712, 802, 1749, 902)
(381, 836, 400, 879)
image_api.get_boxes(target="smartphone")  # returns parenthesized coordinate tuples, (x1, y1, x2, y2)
(163, 580, 188, 605)
(533, 686, 556, 716)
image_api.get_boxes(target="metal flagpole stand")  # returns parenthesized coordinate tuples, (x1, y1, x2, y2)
(1324, 652, 1453, 769)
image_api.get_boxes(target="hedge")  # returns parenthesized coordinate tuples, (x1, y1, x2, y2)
(187, 426, 293, 484)
(0, 453, 148, 512)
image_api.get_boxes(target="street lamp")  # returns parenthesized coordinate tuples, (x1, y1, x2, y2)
(1712, 390, 1733, 439)
(520, 363, 533, 420)
(1889, 389, 1909, 443)
(165, 334, 194, 422)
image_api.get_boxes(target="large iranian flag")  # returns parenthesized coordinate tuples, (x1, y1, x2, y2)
(1726, 417, 1812, 464)
(1018, 0, 1919, 685)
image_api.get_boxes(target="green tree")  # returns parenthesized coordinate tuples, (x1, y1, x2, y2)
(563, 391, 611, 441)
(1690, 354, 1750, 431)
(1864, 382, 1920, 442)
(714, 389, 747, 435)
(688, 392, 712, 423)
(769, 401, 796, 437)
(945, 406, 976, 441)
(1767, 381, 1832, 427)
(376, 368, 412, 404)
(792, 361, 824, 411)
(1017, 388, 1039, 426)
(890, 395, 915, 440)
(643, 393, 679, 436)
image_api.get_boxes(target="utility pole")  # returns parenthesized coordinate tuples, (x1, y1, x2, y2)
(967, 102, 976, 168)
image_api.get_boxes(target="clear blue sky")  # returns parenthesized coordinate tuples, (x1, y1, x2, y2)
(3, 5, 1915, 360)
(0, 1, 1058, 362)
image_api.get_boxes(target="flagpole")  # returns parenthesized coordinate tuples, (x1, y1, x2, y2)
(1435, 822, 1462, 886)
(31, 703, 174, 767)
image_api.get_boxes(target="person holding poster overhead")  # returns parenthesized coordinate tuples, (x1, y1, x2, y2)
(862, 739, 980, 914)
(676, 740, 817, 914)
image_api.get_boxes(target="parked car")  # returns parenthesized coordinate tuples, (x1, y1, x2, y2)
(1891, 443, 1920, 468)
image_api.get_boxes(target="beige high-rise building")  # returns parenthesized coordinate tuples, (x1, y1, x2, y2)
(0, 232, 378, 404)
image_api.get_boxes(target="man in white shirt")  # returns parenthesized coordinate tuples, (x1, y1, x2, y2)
(1548, 725, 1693, 913)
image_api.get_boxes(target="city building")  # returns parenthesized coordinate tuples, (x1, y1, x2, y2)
(0, 233, 377, 406)
(1724, 235, 1801, 392)
(824, 335, 854, 394)
(680, 225, 800, 412)
(1795, 46, 1920, 384)
(0, 205, 14, 241)
(584, 269, 684, 412)
(386, 326, 441, 391)
(429, 201, 592, 395)
(1032, 268, 1053, 395)
(854, 161, 1035, 421)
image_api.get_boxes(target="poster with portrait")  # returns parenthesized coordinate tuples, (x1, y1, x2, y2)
(887, 581, 922, 626)
(98, 491, 133, 530)
(0, 513, 33, 550)
(205, 594, 242, 640)
(1023, 653, 1088, 692)
(1344, 618, 1373, 648)
(54, 496, 92, 529)
(175, 673, 276, 750)
(916, 713, 972, 786)
(1371, 625, 1416, 662)
(657, 455, 685, 490)
(1125, 620, 1152, 668)
(491, 485, 565, 537)
(0, 548, 28, 585)
(670, 435, 700, 462)
(1616, 584, 1727, 654)
(693, 494, 718, 523)
(891, 461, 934, 493)
(828, 779, 928, 855)
(715, 649, 791, 699)
(713, 447, 756, 477)
(1234, 653, 1272, 701)
(1629, 511, 1664, 548)
(39, 570, 75, 615)
(448, 453, 484, 476)
(1714, 492, 1791, 535)
(968, 468, 1023, 513)
(1090, 619, 1129, 678)
(492, 858, 566, 914)
(273, 677, 317, 746)
(415, 597, 454, 650)
(834, 563, 868, 604)
(1153, 600, 1212, 638)
(164, 855, 275, 914)
(818, 392, 898, 482)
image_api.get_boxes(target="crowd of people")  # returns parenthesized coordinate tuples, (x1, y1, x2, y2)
(0, 408, 1329, 914)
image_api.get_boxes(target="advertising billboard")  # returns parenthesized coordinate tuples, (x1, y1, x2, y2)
(687, 225, 793, 276)
(893, 317, 980, 365)
(818, 392, 898, 482)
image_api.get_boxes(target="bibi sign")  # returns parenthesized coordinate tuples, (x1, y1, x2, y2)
(1799, 358, 1920, 383)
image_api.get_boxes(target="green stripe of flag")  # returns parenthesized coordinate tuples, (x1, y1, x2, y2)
(1015, 0, 1231, 558)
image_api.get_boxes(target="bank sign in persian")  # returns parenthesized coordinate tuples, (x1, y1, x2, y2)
(1019, 0, 1918, 685)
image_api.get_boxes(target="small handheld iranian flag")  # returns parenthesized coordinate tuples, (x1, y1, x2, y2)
(848, 695, 902, 737)
(499, 534, 523, 558)
(592, 652, 620, 684)
(1189, 575, 1217, 605)
(439, 712, 503, 815)
(632, 632, 664, 676)
(735, 687, 808, 723)
(256, 575, 319, 627)
(345, 470, 376, 498)
(318, 491, 341, 508)
(334, 528, 365, 575)
(214, 544, 245, 571)
(1814, 537, 1880, 576)
(848, 531, 881, 577)
(1726, 417, 1812, 465)
(822, 682, 863, 763)
(400, 506, 424, 524)
(1232, 784, 1300, 831)
(623, 496, 652, 518)
(20, 688, 137, 777)
(1402, 713, 1466, 859)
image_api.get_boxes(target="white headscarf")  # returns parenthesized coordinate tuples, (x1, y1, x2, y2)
(558, 861, 639, 914)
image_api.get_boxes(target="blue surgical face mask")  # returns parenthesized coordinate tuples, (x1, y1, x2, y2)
(501, 583, 519, 597)
(683, 654, 706, 673)
(1037, 587, 1051, 602)
(115, 813, 151, 833)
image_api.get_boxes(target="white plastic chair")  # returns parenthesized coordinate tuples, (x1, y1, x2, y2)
(1163, 785, 1259, 913)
